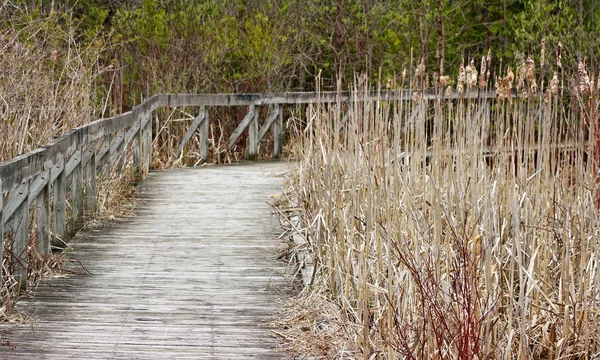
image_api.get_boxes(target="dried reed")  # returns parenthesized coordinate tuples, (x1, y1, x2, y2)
(282, 66, 600, 358)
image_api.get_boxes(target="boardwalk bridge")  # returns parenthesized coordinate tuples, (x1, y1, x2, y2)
(0, 90, 492, 358)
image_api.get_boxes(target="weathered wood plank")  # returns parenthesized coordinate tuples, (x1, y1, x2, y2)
(228, 105, 256, 151)
(36, 178, 51, 256)
(198, 110, 209, 162)
(0, 162, 290, 359)
(96, 135, 111, 178)
(65, 148, 82, 178)
(143, 111, 152, 173)
(2, 181, 29, 223)
(71, 156, 84, 233)
(108, 130, 126, 172)
(27, 170, 49, 207)
(157, 89, 496, 107)
(257, 105, 280, 144)
(133, 118, 142, 176)
(248, 107, 259, 158)
(175, 107, 206, 159)
(51, 159, 66, 249)
(84, 145, 97, 215)
(11, 180, 29, 291)
(273, 104, 283, 158)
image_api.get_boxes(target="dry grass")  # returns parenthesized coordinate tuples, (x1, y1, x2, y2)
(0, 15, 107, 163)
(280, 62, 600, 358)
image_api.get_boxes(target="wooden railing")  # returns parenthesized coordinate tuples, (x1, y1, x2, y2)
(0, 89, 494, 295)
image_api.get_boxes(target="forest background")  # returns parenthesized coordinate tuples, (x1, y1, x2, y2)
(1, 0, 598, 161)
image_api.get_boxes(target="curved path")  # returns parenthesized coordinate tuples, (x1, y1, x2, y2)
(0, 162, 291, 359)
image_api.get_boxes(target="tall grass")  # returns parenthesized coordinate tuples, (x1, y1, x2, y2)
(0, 16, 107, 162)
(286, 69, 600, 358)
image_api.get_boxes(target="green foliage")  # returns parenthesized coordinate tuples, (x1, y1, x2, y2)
(4, 0, 600, 105)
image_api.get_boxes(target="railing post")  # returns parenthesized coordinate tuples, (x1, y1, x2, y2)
(133, 117, 142, 177)
(199, 109, 209, 162)
(71, 149, 84, 233)
(248, 106, 259, 159)
(85, 145, 97, 215)
(52, 159, 66, 249)
(37, 169, 51, 255)
(12, 180, 29, 291)
(144, 111, 153, 172)
(273, 104, 283, 158)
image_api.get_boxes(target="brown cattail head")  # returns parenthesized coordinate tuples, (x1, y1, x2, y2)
(526, 56, 537, 93)
(445, 85, 453, 97)
(479, 54, 488, 88)
(495, 66, 515, 100)
(457, 59, 465, 95)
(540, 38, 546, 67)
(550, 72, 559, 95)
(439, 75, 450, 87)
(468, 59, 478, 87)
(577, 59, 591, 95)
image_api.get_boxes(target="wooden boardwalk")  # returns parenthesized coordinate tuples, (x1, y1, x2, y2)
(0, 162, 291, 359)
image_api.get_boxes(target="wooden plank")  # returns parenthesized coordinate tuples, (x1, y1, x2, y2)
(2, 180, 29, 223)
(0, 162, 291, 359)
(108, 130, 126, 172)
(11, 180, 29, 291)
(84, 145, 97, 215)
(157, 89, 497, 107)
(133, 118, 142, 176)
(198, 109, 209, 162)
(36, 178, 51, 256)
(248, 107, 259, 158)
(144, 112, 153, 171)
(273, 104, 283, 158)
(71, 156, 84, 233)
(51, 158, 66, 249)
(49, 158, 65, 185)
(97, 135, 111, 179)
(27, 170, 49, 207)
(175, 107, 206, 159)
(65, 148, 82, 178)
(257, 105, 280, 144)
(228, 105, 256, 151)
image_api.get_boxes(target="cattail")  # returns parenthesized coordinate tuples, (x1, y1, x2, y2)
(445, 85, 453, 97)
(468, 59, 478, 87)
(457, 59, 465, 95)
(479, 54, 488, 88)
(495, 67, 514, 99)
(506, 67, 514, 87)
(540, 38, 546, 67)
(415, 57, 426, 78)
(439, 75, 450, 87)
(526, 56, 537, 92)
(517, 64, 527, 94)
(401, 68, 407, 83)
(550, 71, 559, 95)
(577, 59, 591, 95)
(557, 42, 562, 69)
